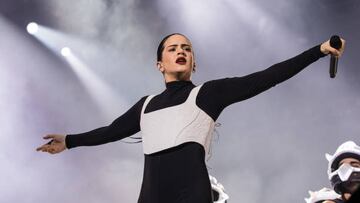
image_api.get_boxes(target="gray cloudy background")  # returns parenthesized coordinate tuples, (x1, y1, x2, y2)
(0, 0, 359, 202)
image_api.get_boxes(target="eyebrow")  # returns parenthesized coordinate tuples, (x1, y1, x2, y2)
(166, 44, 191, 48)
(340, 160, 360, 166)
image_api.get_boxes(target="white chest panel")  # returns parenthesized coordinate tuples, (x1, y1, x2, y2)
(140, 85, 215, 157)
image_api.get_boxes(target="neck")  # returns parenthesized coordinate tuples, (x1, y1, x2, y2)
(165, 80, 193, 89)
(164, 72, 191, 83)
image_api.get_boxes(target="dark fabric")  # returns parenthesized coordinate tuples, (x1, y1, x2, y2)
(138, 142, 213, 203)
(315, 199, 344, 203)
(347, 186, 360, 203)
(65, 96, 147, 149)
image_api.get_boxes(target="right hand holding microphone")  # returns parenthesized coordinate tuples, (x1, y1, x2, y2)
(320, 37, 345, 57)
(320, 36, 345, 78)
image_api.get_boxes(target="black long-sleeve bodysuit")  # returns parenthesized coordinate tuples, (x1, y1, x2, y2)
(66, 45, 326, 203)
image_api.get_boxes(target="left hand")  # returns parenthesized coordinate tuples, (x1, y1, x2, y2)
(320, 37, 346, 57)
(36, 134, 66, 154)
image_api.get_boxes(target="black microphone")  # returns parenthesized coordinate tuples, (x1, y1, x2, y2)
(329, 35, 342, 78)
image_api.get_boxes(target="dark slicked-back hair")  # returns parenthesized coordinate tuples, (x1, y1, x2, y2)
(157, 33, 188, 62)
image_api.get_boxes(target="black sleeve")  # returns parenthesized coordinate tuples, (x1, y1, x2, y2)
(65, 96, 147, 149)
(197, 45, 327, 121)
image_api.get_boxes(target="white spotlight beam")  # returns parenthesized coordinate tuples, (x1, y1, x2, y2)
(223, 0, 308, 50)
(62, 50, 127, 120)
(26, 24, 128, 120)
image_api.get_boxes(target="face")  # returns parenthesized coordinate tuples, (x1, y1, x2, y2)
(339, 158, 360, 168)
(157, 34, 195, 82)
(339, 158, 360, 200)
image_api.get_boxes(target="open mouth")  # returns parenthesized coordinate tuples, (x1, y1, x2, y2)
(176, 57, 187, 65)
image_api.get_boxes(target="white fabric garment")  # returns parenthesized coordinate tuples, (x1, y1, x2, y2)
(140, 85, 215, 157)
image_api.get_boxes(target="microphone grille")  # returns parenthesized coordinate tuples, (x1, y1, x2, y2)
(330, 35, 342, 50)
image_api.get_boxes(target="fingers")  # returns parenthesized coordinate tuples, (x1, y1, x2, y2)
(340, 38, 346, 47)
(43, 134, 65, 143)
(328, 47, 341, 57)
(36, 138, 54, 151)
(36, 143, 51, 152)
(36, 140, 66, 154)
(321, 37, 346, 57)
(43, 134, 55, 140)
(339, 38, 346, 54)
(36, 144, 57, 154)
(36, 142, 54, 152)
(36, 143, 47, 151)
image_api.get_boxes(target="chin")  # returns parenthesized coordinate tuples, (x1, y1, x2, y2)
(173, 65, 191, 73)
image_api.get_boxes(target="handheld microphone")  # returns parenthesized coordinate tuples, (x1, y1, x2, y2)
(329, 35, 342, 78)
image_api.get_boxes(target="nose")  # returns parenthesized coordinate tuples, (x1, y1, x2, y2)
(177, 48, 186, 56)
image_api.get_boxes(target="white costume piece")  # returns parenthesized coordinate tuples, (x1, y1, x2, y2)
(210, 175, 229, 203)
(305, 188, 341, 203)
(140, 85, 215, 157)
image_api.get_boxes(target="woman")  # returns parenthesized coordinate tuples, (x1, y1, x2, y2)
(37, 33, 345, 203)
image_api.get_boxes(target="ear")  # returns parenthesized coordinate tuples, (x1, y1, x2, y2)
(157, 62, 164, 73)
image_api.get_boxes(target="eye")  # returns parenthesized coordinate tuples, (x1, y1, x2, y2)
(168, 48, 176, 52)
(184, 47, 191, 52)
(351, 162, 360, 168)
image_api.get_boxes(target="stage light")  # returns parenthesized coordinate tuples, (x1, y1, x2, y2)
(24, 25, 127, 119)
(61, 47, 71, 57)
(26, 22, 39, 34)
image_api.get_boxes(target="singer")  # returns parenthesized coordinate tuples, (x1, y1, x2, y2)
(37, 33, 345, 203)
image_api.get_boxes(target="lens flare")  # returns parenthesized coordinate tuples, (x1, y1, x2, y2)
(26, 22, 39, 34)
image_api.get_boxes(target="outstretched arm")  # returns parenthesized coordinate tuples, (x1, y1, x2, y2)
(36, 96, 147, 154)
(197, 38, 345, 121)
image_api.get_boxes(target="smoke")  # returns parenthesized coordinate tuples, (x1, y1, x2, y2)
(1, 0, 360, 202)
